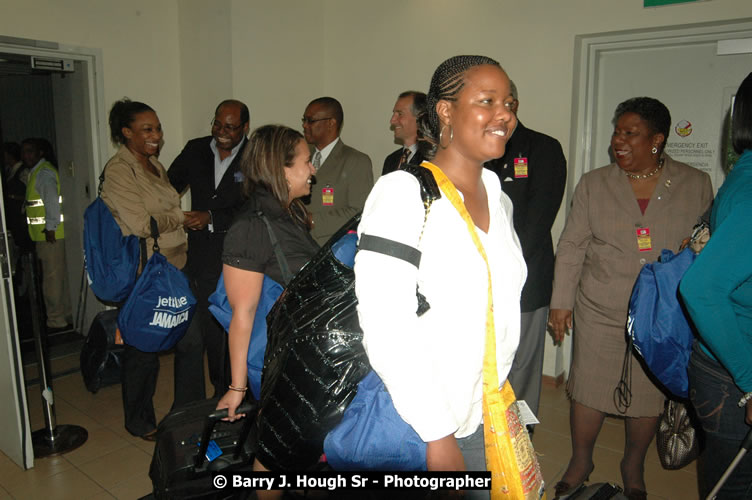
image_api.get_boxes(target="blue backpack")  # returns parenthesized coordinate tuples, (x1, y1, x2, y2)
(209, 274, 284, 400)
(628, 248, 696, 399)
(83, 169, 141, 303)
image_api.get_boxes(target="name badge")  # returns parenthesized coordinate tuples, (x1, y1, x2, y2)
(636, 227, 652, 252)
(514, 157, 528, 178)
(322, 187, 334, 206)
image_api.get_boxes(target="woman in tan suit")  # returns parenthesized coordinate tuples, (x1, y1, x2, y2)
(548, 97, 713, 500)
(101, 98, 187, 440)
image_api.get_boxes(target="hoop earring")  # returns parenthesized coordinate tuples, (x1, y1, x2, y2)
(651, 146, 658, 154)
(439, 124, 453, 149)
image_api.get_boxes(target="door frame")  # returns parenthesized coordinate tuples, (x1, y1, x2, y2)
(0, 36, 108, 178)
(0, 35, 106, 469)
(546, 18, 752, 382)
(568, 18, 752, 201)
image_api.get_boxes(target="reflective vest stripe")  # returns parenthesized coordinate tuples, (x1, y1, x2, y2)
(26, 195, 63, 208)
(27, 214, 65, 225)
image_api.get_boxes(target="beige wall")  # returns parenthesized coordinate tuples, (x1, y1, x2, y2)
(0, 0, 185, 162)
(230, 0, 325, 132)
(2, 0, 752, 381)
(178, 0, 233, 141)
(4, 0, 750, 171)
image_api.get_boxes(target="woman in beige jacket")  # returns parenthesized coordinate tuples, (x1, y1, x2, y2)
(548, 97, 713, 499)
(100, 98, 187, 439)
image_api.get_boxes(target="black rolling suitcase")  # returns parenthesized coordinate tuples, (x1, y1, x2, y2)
(149, 398, 256, 500)
(80, 309, 124, 393)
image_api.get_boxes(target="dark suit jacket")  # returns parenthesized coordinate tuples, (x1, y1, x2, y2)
(168, 136, 248, 285)
(485, 121, 567, 312)
(381, 147, 425, 176)
(308, 138, 373, 245)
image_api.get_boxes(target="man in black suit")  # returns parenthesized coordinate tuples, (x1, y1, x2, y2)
(485, 81, 567, 422)
(168, 99, 249, 405)
(381, 91, 426, 176)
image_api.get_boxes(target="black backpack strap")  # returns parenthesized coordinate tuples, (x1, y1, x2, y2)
(150, 216, 160, 252)
(97, 169, 106, 195)
(138, 216, 160, 271)
(255, 210, 293, 285)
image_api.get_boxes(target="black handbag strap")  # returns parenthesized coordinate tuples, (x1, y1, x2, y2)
(358, 165, 440, 316)
(255, 209, 293, 285)
(139, 216, 160, 271)
(358, 234, 421, 268)
(358, 164, 441, 269)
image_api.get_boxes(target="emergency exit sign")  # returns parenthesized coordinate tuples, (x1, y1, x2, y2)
(644, 0, 707, 6)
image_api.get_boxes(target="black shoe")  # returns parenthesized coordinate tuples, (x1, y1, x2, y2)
(140, 429, 158, 442)
(553, 464, 594, 499)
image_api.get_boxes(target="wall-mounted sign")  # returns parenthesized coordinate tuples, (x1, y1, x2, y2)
(644, 0, 708, 6)
(664, 118, 716, 178)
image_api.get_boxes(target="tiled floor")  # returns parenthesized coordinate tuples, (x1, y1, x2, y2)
(0, 352, 700, 499)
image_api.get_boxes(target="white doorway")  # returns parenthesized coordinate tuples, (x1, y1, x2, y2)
(0, 36, 106, 469)
(570, 19, 752, 194)
(547, 19, 752, 382)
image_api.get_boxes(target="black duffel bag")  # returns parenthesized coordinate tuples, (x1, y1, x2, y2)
(80, 309, 123, 393)
(254, 213, 370, 471)
(255, 165, 440, 471)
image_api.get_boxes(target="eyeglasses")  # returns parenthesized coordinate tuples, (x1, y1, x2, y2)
(211, 120, 244, 133)
(301, 116, 333, 125)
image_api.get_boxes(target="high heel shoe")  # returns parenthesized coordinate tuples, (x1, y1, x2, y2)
(552, 464, 595, 499)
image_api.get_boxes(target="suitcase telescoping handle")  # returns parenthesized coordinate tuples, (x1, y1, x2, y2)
(195, 402, 256, 470)
(707, 429, 752, 500)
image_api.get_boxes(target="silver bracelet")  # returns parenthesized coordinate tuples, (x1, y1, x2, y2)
(738, 391, 752, 408)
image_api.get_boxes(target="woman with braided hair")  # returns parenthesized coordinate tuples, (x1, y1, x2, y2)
(355, 55, 526, 497)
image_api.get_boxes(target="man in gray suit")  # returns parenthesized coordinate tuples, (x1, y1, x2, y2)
(302, 97, 373, 245)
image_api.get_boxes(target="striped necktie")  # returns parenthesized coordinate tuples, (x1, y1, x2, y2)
(313, 151, 322, 171)
(397, 148, 411, 169)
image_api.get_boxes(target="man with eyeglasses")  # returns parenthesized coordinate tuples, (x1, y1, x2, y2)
(302, 96, 373, 245)
(168, 99, 249, 405)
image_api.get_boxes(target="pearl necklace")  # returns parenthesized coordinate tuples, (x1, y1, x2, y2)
(625, 158, 664, 180)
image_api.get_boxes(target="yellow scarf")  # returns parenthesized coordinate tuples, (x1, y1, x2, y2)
(421, 161, 545, 500)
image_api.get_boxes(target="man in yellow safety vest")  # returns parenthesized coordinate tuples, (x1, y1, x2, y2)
(22, 138, 71, 331)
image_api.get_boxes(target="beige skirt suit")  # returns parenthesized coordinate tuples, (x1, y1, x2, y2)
(550, 155, 712, 416)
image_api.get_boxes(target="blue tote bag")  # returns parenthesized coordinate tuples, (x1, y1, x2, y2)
(117, 219, 197, 352)
(324, 371, 426, 471)
(209, 273, 283, 400)
(628, 247, 696, 398)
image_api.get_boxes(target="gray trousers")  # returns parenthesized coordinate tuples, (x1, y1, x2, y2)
(506, 306, 548, 418)
(457, 425, 490, 500)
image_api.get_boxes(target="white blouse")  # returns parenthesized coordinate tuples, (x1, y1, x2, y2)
(354, 167, 526, 442)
